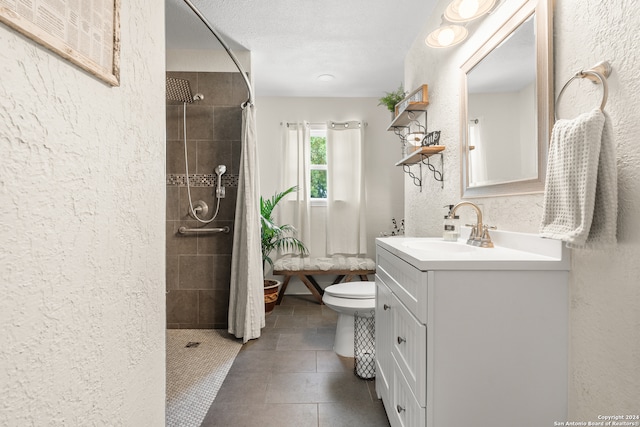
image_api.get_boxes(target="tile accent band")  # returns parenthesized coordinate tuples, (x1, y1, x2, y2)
(166, 174, 239, 187)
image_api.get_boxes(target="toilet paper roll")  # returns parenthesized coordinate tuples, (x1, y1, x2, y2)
(356, 352, 375, 379)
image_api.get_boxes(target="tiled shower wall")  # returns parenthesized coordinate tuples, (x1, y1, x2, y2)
(166, 71, 245, 329)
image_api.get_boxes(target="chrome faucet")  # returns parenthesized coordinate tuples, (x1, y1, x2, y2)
(448, 202, 495, 248)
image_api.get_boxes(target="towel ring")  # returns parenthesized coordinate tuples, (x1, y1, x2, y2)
(555, 61, 611, 120)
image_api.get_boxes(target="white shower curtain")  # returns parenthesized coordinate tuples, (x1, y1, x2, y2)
(326, 122, 366, 255)
(228, 104, 264, 342)
(279, 122, 312, 253)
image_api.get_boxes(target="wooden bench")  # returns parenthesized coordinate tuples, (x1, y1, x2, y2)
(273, 256, 376, 305)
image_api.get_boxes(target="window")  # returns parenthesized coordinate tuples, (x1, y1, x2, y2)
(310, 125, 327, 200)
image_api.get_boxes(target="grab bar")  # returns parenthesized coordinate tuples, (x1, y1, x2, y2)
(178, 226, 230, 235)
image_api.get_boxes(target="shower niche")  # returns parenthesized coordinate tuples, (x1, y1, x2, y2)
(165, 71, 246, 329)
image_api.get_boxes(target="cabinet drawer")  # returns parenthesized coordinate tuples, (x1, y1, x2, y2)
(377, 247, 428, 323)
(391, 293, 427, 406)
(389, 355, 426, 427)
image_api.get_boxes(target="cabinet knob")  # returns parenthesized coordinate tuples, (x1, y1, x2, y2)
(396, 404, 405, 413)
(383, 304, 391, 310)
(397, 336, 406, 344)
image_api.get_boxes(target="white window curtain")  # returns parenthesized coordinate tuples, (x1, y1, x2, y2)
(326, 121, 366, 255)
(468, 118, 487, 185)
(278, 121, 311, 256)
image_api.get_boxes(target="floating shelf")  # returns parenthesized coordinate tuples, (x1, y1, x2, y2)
(395, 145, 445, 166)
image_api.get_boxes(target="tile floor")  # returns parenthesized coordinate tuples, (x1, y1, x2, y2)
(200, 295, 391, 427)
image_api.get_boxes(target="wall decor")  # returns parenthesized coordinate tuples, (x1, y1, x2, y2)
(423, 130, 441, 146)
(0, 0, 120, 86)
(394, 84, 429, 117)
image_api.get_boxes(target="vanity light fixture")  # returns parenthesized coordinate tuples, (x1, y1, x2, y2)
(444, 0, 497, 23)
(426, 0, 499, 48)
(426, 24, 468, 48)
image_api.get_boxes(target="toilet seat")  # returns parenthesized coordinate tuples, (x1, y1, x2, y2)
(323, 281, 375, 299)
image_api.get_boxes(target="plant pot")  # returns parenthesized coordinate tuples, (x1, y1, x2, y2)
(264, 279, 281, 315)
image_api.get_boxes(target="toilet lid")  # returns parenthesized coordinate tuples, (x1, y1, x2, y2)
(324, 282, 375, 299)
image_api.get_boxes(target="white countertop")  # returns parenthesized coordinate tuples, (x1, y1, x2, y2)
(376, 229, 570, 271)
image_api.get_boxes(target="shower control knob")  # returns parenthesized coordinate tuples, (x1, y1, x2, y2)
(191, 200, 209, 218)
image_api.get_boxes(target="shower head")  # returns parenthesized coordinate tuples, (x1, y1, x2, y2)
(166, 77, 195, 103)
(215, 165, 227, 199)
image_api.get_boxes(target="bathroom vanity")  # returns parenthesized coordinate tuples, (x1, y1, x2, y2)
(375, 230, 569, 427)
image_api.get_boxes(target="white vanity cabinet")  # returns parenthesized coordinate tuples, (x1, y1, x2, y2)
(375, 234, 570, 427)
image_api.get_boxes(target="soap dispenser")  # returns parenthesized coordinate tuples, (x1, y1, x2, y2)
(443, 205, 460, 241)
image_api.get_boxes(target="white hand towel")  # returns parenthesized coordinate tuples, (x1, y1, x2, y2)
(539, 109, 617, 248)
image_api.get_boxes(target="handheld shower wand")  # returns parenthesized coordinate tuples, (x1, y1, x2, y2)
(215, 165, 226, 198)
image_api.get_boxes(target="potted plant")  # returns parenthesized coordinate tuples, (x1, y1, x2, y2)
(378, 84, 407, 117)
(260, 186, 308, 314)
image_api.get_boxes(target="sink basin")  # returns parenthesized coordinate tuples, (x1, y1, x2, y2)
(402, 239, 478, 253)
(377, 232, 570, 271)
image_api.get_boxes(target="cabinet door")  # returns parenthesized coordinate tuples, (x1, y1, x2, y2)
(375, 275, 394, 405)
(389, 356, 426, 427)
(392, 293, 427, 405)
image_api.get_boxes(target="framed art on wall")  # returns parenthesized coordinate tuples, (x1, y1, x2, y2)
(0, 0, 120, 86)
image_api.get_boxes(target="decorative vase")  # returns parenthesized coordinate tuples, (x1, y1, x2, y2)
(264, 279, 281, 314)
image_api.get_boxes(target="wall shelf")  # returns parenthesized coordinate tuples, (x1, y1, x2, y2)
(386, 84, 442, 191)
(396, 148, 444, 191)
(395, 145, 445, 166)
(386, 106, 428, 130)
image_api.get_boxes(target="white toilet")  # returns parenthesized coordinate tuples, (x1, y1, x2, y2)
(322, 281, 376, 357)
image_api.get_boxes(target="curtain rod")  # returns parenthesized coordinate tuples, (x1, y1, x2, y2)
(182, 0, 254, 108)
(280, 121, 368, 128)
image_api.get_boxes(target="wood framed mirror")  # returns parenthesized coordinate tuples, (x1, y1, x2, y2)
(460, 0, 553, 198)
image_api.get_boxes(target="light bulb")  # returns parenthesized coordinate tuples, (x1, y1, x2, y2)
(459, 0, 479, 19)
(444, 0, 496, 22)
(437, 28, 455, 46)
(426, 24, 468, 48)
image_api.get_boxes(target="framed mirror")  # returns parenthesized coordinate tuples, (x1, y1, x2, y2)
(460, 0, 552, 198)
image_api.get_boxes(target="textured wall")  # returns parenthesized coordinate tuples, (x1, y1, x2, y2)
(0, 2, 166, 426)
(405, 0, 640, 417)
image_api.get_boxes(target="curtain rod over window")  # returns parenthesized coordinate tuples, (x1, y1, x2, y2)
(280, 121, 368, 128)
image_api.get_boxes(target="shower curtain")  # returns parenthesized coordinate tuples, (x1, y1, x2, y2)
(228, 104, 264, 342)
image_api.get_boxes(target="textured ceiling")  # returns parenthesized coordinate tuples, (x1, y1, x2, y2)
(165, 0, 437, 97)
